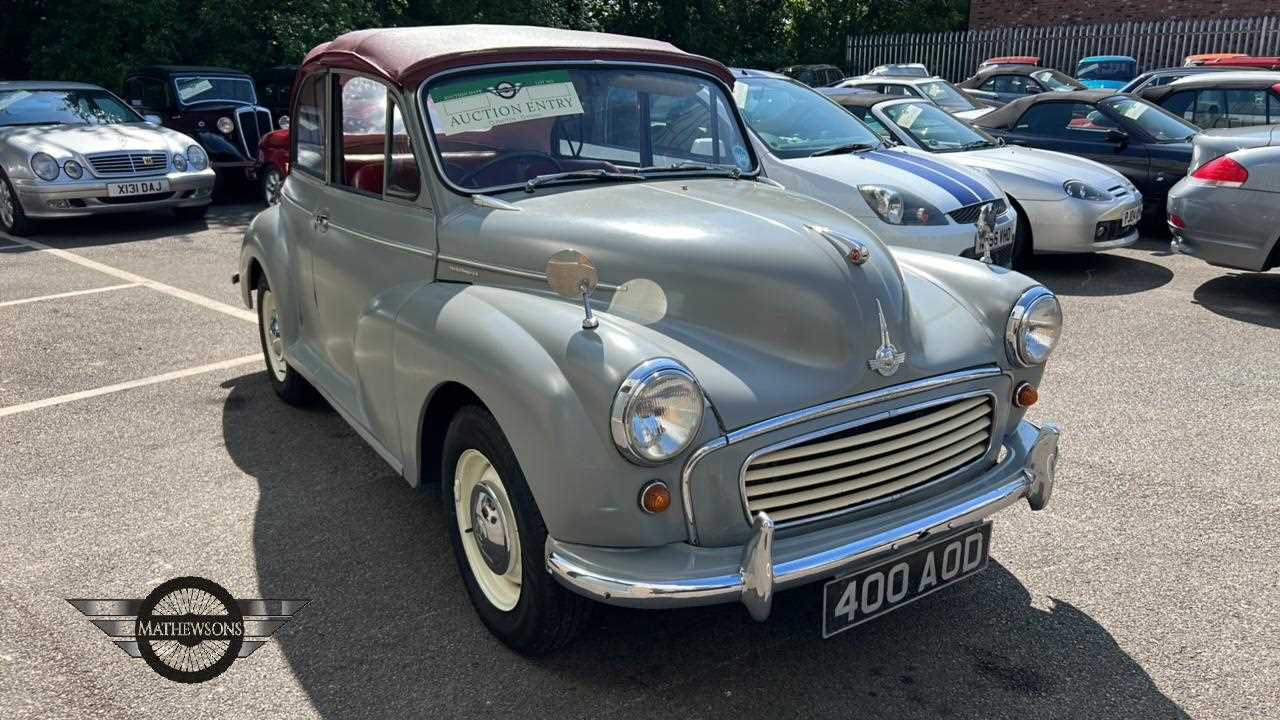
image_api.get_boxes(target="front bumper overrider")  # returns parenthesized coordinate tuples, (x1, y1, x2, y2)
(545, 419, 1059, 621)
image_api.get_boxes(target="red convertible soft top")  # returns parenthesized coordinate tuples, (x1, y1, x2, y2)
(300, 25, 735, 89)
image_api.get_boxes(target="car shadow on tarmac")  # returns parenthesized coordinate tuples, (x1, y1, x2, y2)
(1020, 249, 1174, 297)
(1193, 272, 1280, 329)
(15, 195, 261, 248)
(221, 372, 1188, 720)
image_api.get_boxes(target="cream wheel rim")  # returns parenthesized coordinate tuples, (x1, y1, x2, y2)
(454, 448, 522, 611)
(260, 288, 287, 382)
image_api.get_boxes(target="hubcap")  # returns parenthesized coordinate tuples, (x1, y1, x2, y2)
(454, 449, 522, 611)
(259, 289, 287, 382)
(0, 181, 14, 229)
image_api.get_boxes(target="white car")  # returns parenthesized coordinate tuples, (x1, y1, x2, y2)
(0, 81, 215, 236)
(829, 93, 1143, 264)
(836, 75, 996, 121)
(733, 69, 1017, 265)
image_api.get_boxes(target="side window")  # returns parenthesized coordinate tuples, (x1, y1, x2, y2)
(1015, 102, 1112, 138)
(881, 84, 912, 97)
(338, 75, 388, 195)
(293, 73, 326, 178)
(861, 114, 893, 140)
(124, 78, 142, 107)
(1270, 92, 1280, 125)
(1223, 89, 1267, 128)
(1191, 90, 1228, 129)
(387, 102, 420, 199)
(980, 78, 999, 92)
(141, 79, 167, 109)
(1160, 91, 1196, 121)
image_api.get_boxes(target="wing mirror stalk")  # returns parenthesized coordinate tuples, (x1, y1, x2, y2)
(546, 250, 601, 330)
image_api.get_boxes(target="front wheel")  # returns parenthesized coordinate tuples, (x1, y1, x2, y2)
(1011, 209, 1033, 270)
(261, 168, 284, 206)
(0, 171, 37, 236)
(255, 277, 314, 405)
(442, 405, 591, 653)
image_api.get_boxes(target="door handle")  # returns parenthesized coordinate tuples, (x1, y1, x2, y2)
(313, 211, 330, 232)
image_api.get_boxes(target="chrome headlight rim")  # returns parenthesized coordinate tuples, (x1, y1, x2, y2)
(216, 116, 235, 134)
(186, 144, 209, 171)
(31, 152, 60, 181)
(1005, 286, 1062, 367)
(63, 159, 84, 180)
(610, 358, 706, 466)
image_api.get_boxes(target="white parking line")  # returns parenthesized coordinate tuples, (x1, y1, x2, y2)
(0, 235, 256, 323)
(0, 355, 261, 418)
(0, 283, 141, 308)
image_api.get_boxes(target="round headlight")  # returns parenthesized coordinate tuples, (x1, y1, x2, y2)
(216, 116, 235, 134)
(1063, 179, 1109, 201)
(610, 360, 706, 465)
(30, 152, 60, 181)
(172, 152, 188, 171)
(1005, 287, 1063, 367)
(278, 114, 290, 130)
(186, 145, 208, 171)
(63, 160, 83, 179)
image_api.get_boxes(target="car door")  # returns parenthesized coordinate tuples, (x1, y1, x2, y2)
(307, 72, 437, 452)
(1003, 101, 1150, 189)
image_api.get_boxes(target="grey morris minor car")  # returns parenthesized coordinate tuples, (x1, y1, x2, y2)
(238, 26, 1064, 653)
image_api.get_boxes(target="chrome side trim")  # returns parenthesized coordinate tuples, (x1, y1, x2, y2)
(437, 254, 621, 291)
(328, 221, 435, 258)
(679, 366, 1002, 544)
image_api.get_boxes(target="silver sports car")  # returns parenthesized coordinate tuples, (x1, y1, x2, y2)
(0, 81, 215, 236)
(1169, 143, 1280, 271)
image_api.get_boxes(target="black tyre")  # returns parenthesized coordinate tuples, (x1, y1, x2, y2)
(442, 405, 591, 653)
(0, 170, 37, 236)
(255, 276, 314, 405)
(173, 204, 210, 221)
(1011, 206, 1033, 270)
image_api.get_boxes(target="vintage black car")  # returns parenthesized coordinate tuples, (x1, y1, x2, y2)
(123, 65, 274, 176)
(253, 65, 298, 130)
(973, 90, 1199, 217)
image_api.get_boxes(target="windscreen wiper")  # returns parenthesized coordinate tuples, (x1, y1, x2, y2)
(810, 142, 878, 157)
(524, 169, 644, 192)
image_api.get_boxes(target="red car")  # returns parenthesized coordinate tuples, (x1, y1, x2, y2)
(257, 128, 289, 205)
(1200, 55, 1280, 70)
(980, 55, 1040, 68)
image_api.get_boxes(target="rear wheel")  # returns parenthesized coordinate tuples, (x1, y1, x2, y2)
(255, 276, 314, 405)
(442, 405, 591, 653)
(0, 171, 37, 236)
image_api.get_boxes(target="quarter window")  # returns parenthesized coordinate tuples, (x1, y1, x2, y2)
(338, 76, 388, 195)
(293, 73, 326, 178)
(1014, 102, 1116, 139)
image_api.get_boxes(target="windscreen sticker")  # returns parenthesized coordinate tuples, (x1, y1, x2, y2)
(731, 81, 749, 109)
(895, 103, 923, 128)
(1118, 102, 1148, 120)
(429, 71, 583, 135)
(176, 79, 213, 101)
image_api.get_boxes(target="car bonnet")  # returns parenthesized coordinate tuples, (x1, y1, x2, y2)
(949, 145, 1126, 190)
(783, 146, 1002, 211)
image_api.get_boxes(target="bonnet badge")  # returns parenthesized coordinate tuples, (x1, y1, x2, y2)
(868, 299, 906, 377)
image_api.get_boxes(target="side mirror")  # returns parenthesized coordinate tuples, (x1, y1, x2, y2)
(1104, 128, 1129, 144)
(545, 250, 600, 330)
(144, 114, 162, 125)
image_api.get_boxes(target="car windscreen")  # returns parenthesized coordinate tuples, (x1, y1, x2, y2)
(1104, 96, 1198, 142)
(174, 76, 256, 105)
(1077, 60, 1137, 82)
(882, 102, 995, 151)
(1031, 70, 1084, 91)
(734, 76, 884, 159)
(0, 88, 143, 126)
(422, 67, 756, 192)
(918, 81, 977, 111)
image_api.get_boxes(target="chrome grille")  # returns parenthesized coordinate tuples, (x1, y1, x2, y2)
(234, 107, 273, 158)
(948, 199, 1007, 224)
(742, 395, 994, 525)
(87, 151, 169, 176)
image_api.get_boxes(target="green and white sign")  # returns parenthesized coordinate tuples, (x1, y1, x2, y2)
(429, 71, 583, 135)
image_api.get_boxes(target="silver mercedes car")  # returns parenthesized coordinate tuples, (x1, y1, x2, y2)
(0, 81, 215, 236)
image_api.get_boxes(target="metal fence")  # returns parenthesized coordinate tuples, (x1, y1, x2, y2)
(847, 16, 1280, 82)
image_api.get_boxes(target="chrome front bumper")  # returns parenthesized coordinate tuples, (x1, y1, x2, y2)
(546, 420, 1059, 621)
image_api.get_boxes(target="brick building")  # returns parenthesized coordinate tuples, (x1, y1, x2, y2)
(969, 0, 1280, 30)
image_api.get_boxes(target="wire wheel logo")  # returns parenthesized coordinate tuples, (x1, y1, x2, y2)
(135, 577, 244, 683)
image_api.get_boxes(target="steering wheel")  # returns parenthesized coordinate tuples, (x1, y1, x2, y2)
(458, 152, 564, 188)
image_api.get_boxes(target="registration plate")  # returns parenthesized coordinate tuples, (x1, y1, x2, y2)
(822, 524, 991, 638)
(106, 179, 169, 197)
(1121, 205, 1142, 228)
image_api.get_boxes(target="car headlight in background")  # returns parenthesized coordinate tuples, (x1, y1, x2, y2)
(1063, 179, 1110, 201)
(30, 152, 60, 181)
(216, 116, 235, 134)
(278, 114, 290, 130)
(186, 145, 209, 171)
(857, 184, 947, 226)
(172, 151, 188, 171)
(1005, 287, 1063, 367)
(63, 160, 83, 180)
(611, 359, 705, 465)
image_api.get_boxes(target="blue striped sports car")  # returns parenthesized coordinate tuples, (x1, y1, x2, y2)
(733, 69, 1017, 265)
